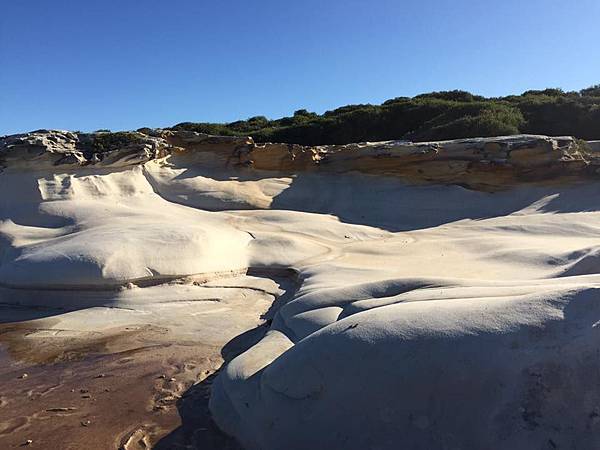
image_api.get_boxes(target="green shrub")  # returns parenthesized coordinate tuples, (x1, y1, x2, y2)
(168, 84, 600, 144)
(91, 131, 144, 152)
(580, 85, 600, 97)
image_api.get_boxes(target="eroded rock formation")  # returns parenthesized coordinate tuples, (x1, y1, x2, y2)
(2, 130, 597, 190)
(3, 129, 600, 449)
(0, 130, 174, 170)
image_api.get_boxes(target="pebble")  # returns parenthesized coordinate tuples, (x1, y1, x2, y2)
(19, 373, 28, 379)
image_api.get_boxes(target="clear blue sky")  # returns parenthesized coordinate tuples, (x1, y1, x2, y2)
(2, 0, 599, 135)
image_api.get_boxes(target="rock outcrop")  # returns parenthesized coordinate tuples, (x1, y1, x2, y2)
(0, 130, 173, 170)
(4, 128, 600, 449)
(246, 135, 594, 190)
(2, 130, 598, 190)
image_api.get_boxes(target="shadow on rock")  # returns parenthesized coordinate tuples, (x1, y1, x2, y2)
(155, 319, 276, 450)
(153, 371, 243, 450)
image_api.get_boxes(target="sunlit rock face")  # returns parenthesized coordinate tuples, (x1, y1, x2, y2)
(2, 130, 600, 449)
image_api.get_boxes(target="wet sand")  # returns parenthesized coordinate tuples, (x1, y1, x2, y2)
(0, 316, 241, 449)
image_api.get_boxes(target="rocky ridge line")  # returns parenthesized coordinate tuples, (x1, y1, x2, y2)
(1, 129, 598, 190)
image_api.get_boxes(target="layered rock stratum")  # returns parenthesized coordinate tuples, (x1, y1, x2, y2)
(1, 130, 596, 189)
(2, 130, 600, 449)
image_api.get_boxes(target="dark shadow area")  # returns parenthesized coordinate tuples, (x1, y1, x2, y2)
(153, 371, 243, 450)
(270, 172, 600, 232)
(0, 286, 139, 324)
(153, 321, 269, 450)
(221, 321, 271, 363)
(533, 183, 600, 214)
(155, 273, 299, 449)
(0, 303, 73, 324)
(143, 155, 600, 233)
(169, 164, 272, 183)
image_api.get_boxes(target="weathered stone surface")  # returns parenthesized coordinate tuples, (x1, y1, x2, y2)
(246, 143, 320, 171)
(0, 130, 173, 171)
(160, 130, 252, 166)
(1, 130, 598, 190)
(243, 135, 595, 190)
(3, 127, 600, 450)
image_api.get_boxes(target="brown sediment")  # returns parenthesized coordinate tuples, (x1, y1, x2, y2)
(0, 321, 238, 450)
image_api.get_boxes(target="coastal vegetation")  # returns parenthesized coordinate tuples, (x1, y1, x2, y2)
(168, 86, 600, 144)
